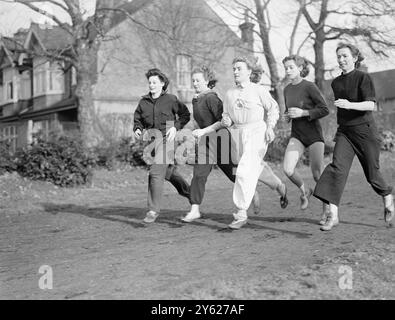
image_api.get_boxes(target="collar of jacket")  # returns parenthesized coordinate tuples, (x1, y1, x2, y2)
(193, 89, 216, 99)
(141, 90, 167, 102)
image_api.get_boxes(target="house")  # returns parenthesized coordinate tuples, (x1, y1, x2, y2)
(370, 68, 395, 131)
(0, 24, 77, 151)
(0, 0, 253, 151)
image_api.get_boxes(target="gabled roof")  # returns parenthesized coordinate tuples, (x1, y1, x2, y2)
(0, 39, 15, 66)
(25, 23, 73, 52)
(0, 35, 26, 66)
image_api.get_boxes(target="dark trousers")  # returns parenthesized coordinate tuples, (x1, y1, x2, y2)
(148, 164, 190, 213)
(190, 163, 235, 205)
(314, 122, 392, 206)
(190, 128, 236, 205)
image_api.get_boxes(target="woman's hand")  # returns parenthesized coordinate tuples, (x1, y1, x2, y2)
(166, 127, 177, 142)
(265, 126, 275, 143)
(334, 99, 351, 109)
(288, 107, 307, 119)
(221, 114, 233, 127)
(192, 129, 207, 139)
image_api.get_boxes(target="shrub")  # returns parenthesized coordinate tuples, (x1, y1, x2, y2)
(0, 140, 17, 175)
(116, 137, 148, 167)
(379, 129, 395, 152)
(16, 134, 95, 187)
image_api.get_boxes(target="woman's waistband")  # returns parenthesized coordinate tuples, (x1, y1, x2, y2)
(232, 120, 266, 129)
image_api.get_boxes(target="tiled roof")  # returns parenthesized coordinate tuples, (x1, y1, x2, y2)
(30, 23, 73, 50)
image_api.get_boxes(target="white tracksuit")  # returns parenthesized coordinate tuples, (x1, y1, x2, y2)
(224, 82, 279, 215)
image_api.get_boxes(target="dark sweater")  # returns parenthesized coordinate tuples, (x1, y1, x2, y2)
(331, 69, 376, 126)
(284, 79, 329, 139)
(134, 91, 190, 135)
(192, 91, 223, 129)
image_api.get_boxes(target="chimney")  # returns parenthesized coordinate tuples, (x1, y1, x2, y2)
(239, 9, 254, 51)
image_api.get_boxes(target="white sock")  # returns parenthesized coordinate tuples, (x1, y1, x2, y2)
(329, 203, 338, 218)
(384, 194, 393, 208)
(300, 184, 306, 196)
(236, 209, 247, 219)
(190, 204, 200, 215)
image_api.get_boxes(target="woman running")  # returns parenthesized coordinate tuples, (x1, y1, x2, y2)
(282, 55, 329, 222)
(133, 68, 191, 223)
(181, 66, 288, 223)
(313, 43, 394, 231)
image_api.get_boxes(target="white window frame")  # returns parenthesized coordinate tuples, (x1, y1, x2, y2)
(3, 68, 15, 103)
(32, 119, 50, 140)
(176, 54, 192, 89)
(0, 84, 3, 104)
(19, 70, 32, 100)
(48, 61, 65, 94)
(71, 66, 77, 86)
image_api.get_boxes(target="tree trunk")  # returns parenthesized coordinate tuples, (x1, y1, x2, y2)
(75, 43, 99, 149)
(314, 30, 326, 91)
(254, 0, 286, 124)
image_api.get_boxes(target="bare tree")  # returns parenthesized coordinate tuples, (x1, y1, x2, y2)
(0, 0, 153, 147)
(129, 0, 241, 94)
(215, 0, 289, 115)
(296, 0, 395, 90)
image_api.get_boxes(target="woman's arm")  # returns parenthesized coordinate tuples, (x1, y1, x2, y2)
(334, 99, 375, 111)
(307, 83, 330, 120)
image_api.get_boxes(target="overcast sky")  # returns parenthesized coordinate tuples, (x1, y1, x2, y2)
(0, 0, 394, 77)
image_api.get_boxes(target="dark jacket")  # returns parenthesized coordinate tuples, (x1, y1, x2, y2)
(192, 90, 223, 129)
(134, 91, 190, 135)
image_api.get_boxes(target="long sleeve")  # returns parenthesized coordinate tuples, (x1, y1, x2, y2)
(259, 86, 279, 129)
(174, 99, 190, 130)
(133, 102, 144, 131)
(222, 91, 231, 117)
(207, 94, 224, 122)
(307, 83, 329, 121)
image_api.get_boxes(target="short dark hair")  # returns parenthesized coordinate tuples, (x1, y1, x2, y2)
(282, 55, 310, 78)
(191, 65, 218, 89)
(336, 42, 365, 69)
(145, 68, 170, 91)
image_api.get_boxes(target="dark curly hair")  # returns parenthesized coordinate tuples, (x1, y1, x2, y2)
(145, 68, 170, 92)
(232, 56, 264, 83)
(336, 42, 365, 69)
(282, 55, 310, 78)
(191, 66, 218, 89)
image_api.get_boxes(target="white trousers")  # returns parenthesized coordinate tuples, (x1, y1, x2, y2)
(230, 121, 268, 213)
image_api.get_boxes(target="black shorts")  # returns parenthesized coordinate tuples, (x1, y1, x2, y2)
(291, 131, 324, 148)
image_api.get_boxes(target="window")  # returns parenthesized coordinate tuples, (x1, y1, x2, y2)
(49, 62, 64, 92)
(0, 84, 3, 103)
(71, 66, 77, 86)
(20, 71, 32, 100)
(6, 81, 13, 100)
(34, 69, 46, 95)
(1, 125, 17, 153)
(176, 54, 191, 89)
(32, 120, 50, 140)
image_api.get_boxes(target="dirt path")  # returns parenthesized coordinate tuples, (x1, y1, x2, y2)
(1, 154, 394, 299)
